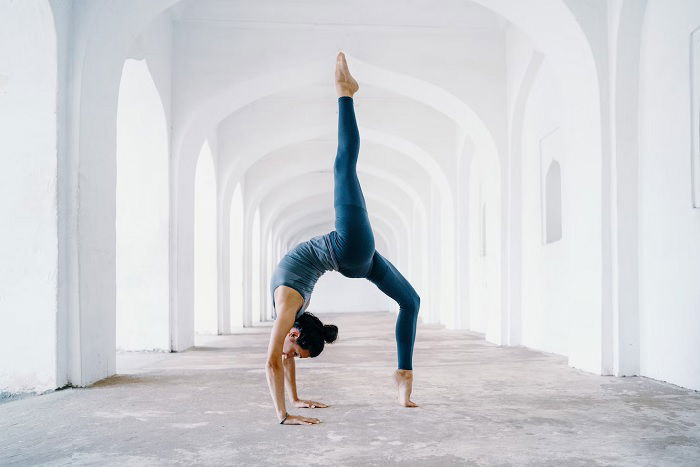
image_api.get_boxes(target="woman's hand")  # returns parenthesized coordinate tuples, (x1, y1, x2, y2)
(293, 399, 329, 409)
(281, 414, 321, 425)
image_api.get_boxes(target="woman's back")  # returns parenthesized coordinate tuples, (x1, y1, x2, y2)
(270, 233, 338, 317)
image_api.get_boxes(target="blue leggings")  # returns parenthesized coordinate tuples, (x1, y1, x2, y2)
(327, 96, 420, 370)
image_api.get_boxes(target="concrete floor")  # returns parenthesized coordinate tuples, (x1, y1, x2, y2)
(2, 311, 699, 466)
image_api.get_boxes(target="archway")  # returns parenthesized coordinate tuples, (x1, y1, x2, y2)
(250, 209, 262, 324)
(116, 58, 170, 352)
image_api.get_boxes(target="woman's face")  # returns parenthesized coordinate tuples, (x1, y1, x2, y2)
(282, 328, 311, 359)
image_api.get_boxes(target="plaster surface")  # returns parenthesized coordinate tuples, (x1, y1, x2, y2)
(2, 312, 698, 466)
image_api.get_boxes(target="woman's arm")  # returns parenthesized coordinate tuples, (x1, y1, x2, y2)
(283, 354, 329, 409)
(265, 286, 320, 425)
(282, 354, 300, 402)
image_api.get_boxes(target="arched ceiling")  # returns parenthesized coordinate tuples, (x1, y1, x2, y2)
(133, 0, 598, 263)
(75, 0, 599, 304)
(239, 134, 430, 218)
(66, 0, 600, 263)
(266, 192, 410, 253)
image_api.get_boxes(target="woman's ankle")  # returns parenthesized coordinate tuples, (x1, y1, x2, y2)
(336, 88, 355, 98)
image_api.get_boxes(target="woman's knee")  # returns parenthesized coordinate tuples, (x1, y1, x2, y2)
(412, 292, 421, 313)
(401, 291, 420, 316)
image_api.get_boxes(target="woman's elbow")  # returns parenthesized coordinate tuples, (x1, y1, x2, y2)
(265, 358, 282, 371)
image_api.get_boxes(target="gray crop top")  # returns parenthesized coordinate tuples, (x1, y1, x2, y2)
(270, 233, 339, 319)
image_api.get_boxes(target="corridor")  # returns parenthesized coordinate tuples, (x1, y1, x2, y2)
(2, 1, 700, 464)
(2, 312, 699, 466)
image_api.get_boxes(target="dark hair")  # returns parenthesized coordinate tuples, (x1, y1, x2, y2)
(294, 312, 338, 358)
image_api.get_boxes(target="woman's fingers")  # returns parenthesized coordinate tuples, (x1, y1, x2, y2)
(284, 415, 320, 425)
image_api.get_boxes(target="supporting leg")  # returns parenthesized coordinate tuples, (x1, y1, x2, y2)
(367, 251, 420, 407)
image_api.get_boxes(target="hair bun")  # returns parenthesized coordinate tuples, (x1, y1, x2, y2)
(322, 324, 338, 344)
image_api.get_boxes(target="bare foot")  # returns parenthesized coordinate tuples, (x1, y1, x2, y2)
(394, 369, 418, 407)
(335, 51, 359, 98)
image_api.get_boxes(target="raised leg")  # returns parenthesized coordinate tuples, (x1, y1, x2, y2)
(331, 54, 374, 272)
(334, 96, 365, 210)
(333, 51, 364, 211)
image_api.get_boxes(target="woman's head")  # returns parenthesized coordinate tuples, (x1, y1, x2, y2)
(282, 312, 338, 359)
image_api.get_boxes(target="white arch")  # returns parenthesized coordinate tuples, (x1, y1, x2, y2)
(175, 55, 498, 175)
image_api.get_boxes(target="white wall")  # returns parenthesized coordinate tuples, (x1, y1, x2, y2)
(0, 1, 58, 393)
(518, 58, 569, 357)
(638, 0, 700, 391)
(468, 149, 502, 343)
(517, 53, 602, 370)
(229, 184, 245, 328)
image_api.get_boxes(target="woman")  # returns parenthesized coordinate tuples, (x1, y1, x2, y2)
(265, 52, 420, 426)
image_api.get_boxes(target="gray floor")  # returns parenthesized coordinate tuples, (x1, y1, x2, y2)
(2, 312, 699, 466)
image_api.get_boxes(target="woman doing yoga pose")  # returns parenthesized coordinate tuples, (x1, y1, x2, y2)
(265, 52, 420, 425)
